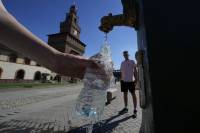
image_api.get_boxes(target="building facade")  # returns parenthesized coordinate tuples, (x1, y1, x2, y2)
(48, 4, 86, 55)
(0, 4, 85, 83)
(48, 4, 86, 82)
(0, 44, 53, 83)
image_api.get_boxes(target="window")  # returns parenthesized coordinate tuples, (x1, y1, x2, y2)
(9, 54, 17, 63)
(15, 69, 25, 80)
(24, 58, 31, 65)
(34, 71, 41, 81)
(74, 18, 77, 24)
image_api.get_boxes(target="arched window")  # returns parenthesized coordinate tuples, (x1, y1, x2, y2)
(34, 71, 41, 81)
(24, 58, 31, 65)
(0, 68, 3, 79)
(15, 69, 25, 80)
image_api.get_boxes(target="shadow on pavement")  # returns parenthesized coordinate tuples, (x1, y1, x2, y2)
(0, 114, 132, 133)
(68, 114, 132, 133)
(0, 120, 66, 133)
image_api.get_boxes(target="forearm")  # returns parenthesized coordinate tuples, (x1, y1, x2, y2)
(0, 3, 99, 79)
(55, 52, 86, 78)
(134, 68, 138, 82)
(0, 7, 58, 71)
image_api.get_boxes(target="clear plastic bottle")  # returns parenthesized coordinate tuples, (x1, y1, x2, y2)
(75, 42, 113, 122)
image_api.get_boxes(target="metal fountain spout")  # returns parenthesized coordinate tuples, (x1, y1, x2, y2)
(99, 0, 138, 33)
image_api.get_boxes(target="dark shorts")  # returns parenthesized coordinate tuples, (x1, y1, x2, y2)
(120, 80, 135, 93)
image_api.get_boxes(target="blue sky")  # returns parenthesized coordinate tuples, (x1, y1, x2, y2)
(2, 0, 138, 69)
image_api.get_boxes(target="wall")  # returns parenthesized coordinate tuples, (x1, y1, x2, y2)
(0, 55, 8, 61)
(137, 0, 154, 132)
(139, 0, 200, 132)
(0, 61, 51, 80)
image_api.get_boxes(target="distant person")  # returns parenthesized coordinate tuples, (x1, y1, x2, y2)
(0, 1, 106, 79)
(134, 51, 140, 90)
(119, 51, 138, 118)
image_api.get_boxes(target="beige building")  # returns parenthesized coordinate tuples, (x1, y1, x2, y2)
(0, 4, 85, 83)
(0, 44, 56, 83)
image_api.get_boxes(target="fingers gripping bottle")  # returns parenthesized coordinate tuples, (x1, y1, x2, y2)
(75, 41, 113, 123)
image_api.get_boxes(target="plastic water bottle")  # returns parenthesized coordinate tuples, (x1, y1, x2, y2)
(75, 42, 113, 122)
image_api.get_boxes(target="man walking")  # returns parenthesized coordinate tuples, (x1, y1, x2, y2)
(119, 51, 138, 118)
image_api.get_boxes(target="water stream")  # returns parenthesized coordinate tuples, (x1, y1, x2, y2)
(71, 38, 114, 133)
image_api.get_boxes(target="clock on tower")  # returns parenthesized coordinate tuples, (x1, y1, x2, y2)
(73, 29, 78, 36)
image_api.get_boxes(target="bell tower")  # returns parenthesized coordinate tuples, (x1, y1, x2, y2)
(48, 4, 86, 55)
(60, 4, 80, 39)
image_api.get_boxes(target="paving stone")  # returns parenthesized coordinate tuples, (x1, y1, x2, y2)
(0, 83, 141, 133)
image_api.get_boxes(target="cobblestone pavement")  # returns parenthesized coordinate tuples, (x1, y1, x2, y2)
(0, 83, 142, 133)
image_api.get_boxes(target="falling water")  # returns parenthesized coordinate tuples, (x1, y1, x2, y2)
(70, 34, 114, 133)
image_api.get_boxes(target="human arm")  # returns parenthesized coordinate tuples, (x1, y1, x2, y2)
(134, 66, 138, 82)
(120, 62, 124, 81)
(0, 1, 98, 79)
(133, 60, 138, 84)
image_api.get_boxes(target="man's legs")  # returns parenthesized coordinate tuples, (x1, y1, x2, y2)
(131, 91, 137, 110)
(118, 91, 129, 115)
(131, 91, 137, 118)
(128, 81, 137, 118)
(119, 81, 129, 115)
(123, 92, 128, 108)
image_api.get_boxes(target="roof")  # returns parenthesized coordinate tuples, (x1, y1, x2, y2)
(48, 32, 86, 47)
